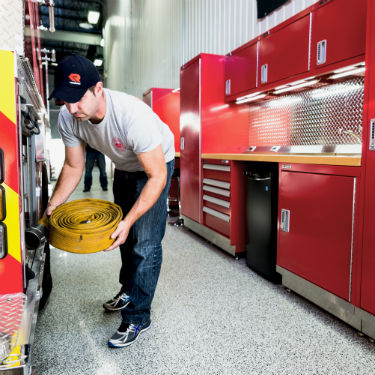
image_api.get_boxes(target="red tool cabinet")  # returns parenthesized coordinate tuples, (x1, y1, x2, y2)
(311, 0, 366, 70)
(180, 54, 248, 255)
(258, 13, 311, 86)
(202, 159, 246, 254)
(224, 39, 258, 99)
(277, 164, 361, 301)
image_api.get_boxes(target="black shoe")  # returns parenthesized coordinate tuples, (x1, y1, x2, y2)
(103, 292, 131, 312)
(108, 320, 151, 348)
(83, 188, 90, 192)
(102, 187, 108, 191)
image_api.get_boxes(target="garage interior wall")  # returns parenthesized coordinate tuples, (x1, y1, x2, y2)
(103, 0, 316, 98)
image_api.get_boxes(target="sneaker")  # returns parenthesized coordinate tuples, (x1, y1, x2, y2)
(103, 292, 131, 312)
(108, 320, 151, 348)
(83, 188, 90, 192)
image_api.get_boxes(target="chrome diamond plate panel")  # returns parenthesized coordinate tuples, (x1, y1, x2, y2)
(0, 0, 24, 54)
(0, 293, 26, 363)
(249, 78, 364, 151)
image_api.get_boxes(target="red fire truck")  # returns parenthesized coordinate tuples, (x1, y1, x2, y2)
(0, 1, 54, 373)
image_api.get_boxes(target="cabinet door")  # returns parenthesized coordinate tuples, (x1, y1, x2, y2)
(225, 41, 258, 97)
(258, 14, 310, 86)
(311, 0, 366, 69)
(180, 60, 201, 223)
(277, 171, 355, 301)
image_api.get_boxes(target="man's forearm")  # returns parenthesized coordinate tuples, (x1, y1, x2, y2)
(47, 164, 83, 210)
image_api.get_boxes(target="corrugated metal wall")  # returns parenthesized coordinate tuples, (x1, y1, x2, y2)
(104, 0, 316, 98)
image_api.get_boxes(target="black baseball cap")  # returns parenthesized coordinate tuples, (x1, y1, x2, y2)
(48, 55, 101, 103)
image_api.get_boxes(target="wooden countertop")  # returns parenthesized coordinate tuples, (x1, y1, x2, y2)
(201, 153, 361, 166)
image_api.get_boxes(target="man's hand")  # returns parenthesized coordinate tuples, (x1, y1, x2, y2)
(44, 202, 58, 217)
(105, 220, 130, 251)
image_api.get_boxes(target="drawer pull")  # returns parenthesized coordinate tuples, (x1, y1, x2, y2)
(203, 195, 230, 208)
(203, 185, 230, 197)
(203, 206, 230, 222)
(203, 164, 231, 172)
(280, 209, 290, 232)
(203, 178, 230, 189)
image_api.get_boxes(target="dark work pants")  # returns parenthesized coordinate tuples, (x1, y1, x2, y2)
(113, 160, 174, 324)
(84, 150, 108, 189)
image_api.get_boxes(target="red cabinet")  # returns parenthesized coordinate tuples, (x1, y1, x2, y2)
(277, 166, 356, 301)
(311, 0, 366, 69)
(258, 14, 310, 86)
(202, 160, 246, 253)
(180, 58, 201, 223)
(225, 40, 258, 99)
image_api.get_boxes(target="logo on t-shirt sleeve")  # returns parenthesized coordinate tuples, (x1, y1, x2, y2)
(112, 138, 127, 150)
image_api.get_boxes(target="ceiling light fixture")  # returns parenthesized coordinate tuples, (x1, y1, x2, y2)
(88, 10, 100, 24)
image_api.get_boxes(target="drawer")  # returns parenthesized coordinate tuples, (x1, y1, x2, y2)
(203, 206, 230, 237)
(203, 159, 231, 166)
(203, 199, 231, 216)
(203, 184, 231, 198)
(203, 178, 230, 190)
(203, 169, 231, 182)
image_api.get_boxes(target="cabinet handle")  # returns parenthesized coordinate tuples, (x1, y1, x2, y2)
(280, 209, 290, 232)
(317, 40, 327, 65)
(180, 137, 184, 151)
(261, 64, 268, 84)
(225, 79, 231, 95)
(369, 119, 375, 151)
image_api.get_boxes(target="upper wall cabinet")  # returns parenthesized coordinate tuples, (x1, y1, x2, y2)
(224, 40, 258, 99)
(258, 14, 311, 86)
(311, 0, 366, 69)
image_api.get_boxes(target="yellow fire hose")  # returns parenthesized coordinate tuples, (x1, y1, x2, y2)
(41, 198, 123, 254)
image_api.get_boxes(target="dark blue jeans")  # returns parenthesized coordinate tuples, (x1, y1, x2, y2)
(84, 150, 108, 189)
(113, 160, 174, 325)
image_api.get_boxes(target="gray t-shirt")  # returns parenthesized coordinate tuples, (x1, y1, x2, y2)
(58, 88, 175, 172)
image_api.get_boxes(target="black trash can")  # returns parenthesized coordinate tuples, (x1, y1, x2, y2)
(246, 164, 281, 283)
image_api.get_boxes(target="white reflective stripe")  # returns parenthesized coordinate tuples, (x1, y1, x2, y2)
(203, 178, 230, 189)
(203, 194, 230, 208)
(203, 164, 231, 172)
(203, 206, 230, 222)
(203, 185, 230, 197)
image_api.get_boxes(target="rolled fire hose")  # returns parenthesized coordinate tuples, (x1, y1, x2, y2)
(44, 198, 123, 254)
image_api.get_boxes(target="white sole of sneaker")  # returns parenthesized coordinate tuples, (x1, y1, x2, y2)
(108, 323, 151, 348)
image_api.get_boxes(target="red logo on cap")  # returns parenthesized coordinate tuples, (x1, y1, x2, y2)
(69, 73, 81, 83)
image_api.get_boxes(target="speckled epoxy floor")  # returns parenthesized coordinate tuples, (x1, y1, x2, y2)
(32, 171, 375, 375)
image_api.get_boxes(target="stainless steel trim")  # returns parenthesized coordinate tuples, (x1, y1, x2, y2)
(349, 178, 356, 302)
(202, 178, 230, 189)
(182, 215, 236, 256)
(355, 307, 375, 340)
(203, 194, 230, 208)
(256, 41, 259, 87)
(203, 206, 230, 222)
(203, 185, 230, 197)
(198, 58, 202, 224)
(276, 266, 362, 331)
(203, 164, 231, 172)
(308, 12, 312, 71)
(244, 144, 362, 154)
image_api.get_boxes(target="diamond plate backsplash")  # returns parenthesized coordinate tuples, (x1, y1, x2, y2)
(248, 78, 364, 149)
(0, 1, 24, 54)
